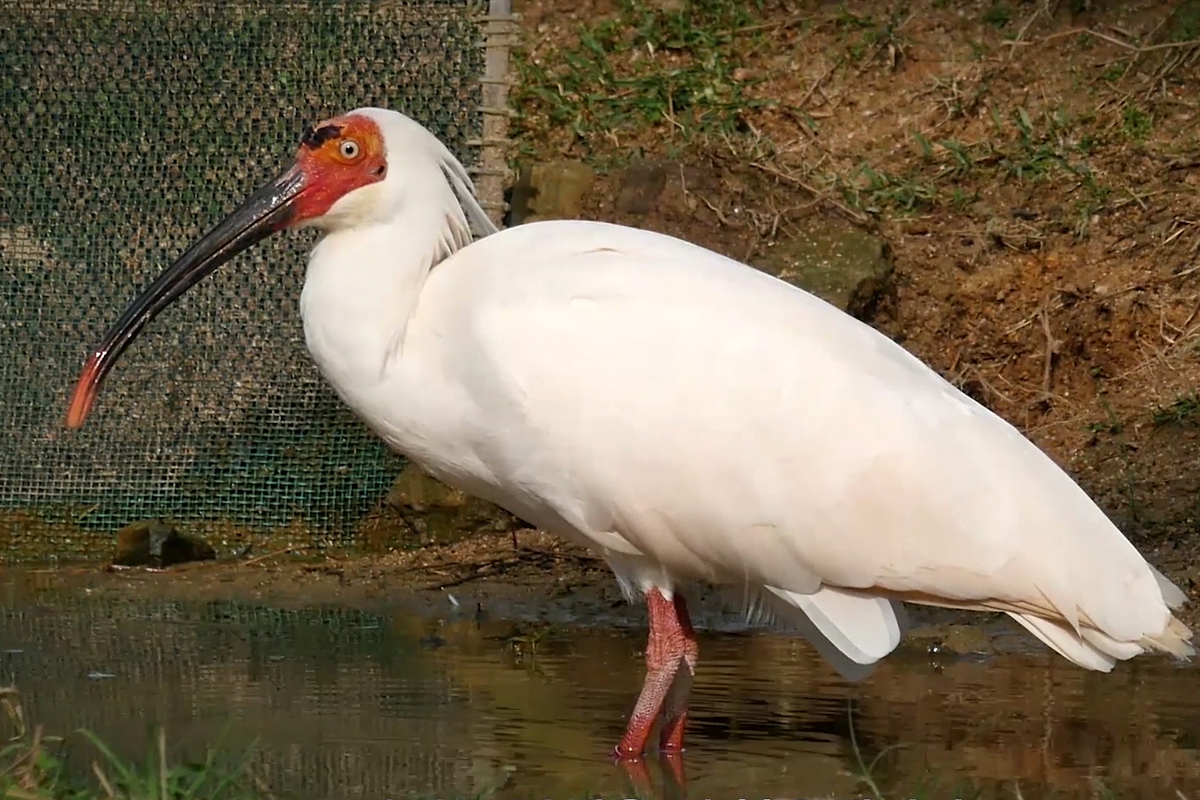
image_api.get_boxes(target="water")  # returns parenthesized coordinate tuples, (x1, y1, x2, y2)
(2, 573, 1199, 799)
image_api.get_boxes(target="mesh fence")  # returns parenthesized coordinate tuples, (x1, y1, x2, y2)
(0, 0, 503, 563)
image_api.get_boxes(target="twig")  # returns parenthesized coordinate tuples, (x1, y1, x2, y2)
(7, 722, 42, 780)
(748, 161, 873, 227)
(92, 762, 116, 798)
(1012, 2, 1047, 47)
(1170, 263, 1200, 283)
(1006, 296, 1065, 336)
(409, 548, 598, 577)
(727, 12, 811, 37)
(958, 365, 1017, 406)
(158, 728, 168, 800)
(1163, 218, 1198, 248)
(797, 62, 836, 109)
(1004, 26, 1200, 54)
(852, 11, 917, 76)
(1007, 261, 1200, 339)
(700, 195, 734, 226)
(1166, 158, 1200, 173)
(1039, 304, 1057, 397)
(242, 546, 301, 567)
(1179, 297, 1200, 334)
(409, 547, 602, 590)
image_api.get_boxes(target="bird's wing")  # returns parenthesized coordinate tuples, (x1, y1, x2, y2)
(424, 219, 1189, 667)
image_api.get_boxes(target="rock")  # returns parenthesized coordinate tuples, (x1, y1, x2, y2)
(507, 161, 596, 224)
(380, 463, 521, 547)
(615, 162, 669, 215)
(113, 519, 216, 567)
(936, 624, 994, 655)
(753, 219, 893, 319)
(906, 623, 994, 656)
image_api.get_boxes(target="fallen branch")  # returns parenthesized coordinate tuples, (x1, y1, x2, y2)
(797, 62, 836, 109)
(748, 161, 874, 228)
(1004, 26, 1200, 54)
(242, 545, 302, 567)
(1039, 304, 1057, 397)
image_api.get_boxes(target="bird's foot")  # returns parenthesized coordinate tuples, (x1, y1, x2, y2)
(615, 747, 688, 800)
(658, 710, 689, 753)
(614, 588, 699, 757)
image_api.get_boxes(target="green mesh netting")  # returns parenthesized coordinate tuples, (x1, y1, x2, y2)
(0, 0, 491, 562)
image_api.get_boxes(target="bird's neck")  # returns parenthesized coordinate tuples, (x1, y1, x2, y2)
(299, 195, 471, 396)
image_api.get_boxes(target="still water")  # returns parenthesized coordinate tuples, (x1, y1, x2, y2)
(1, 576, 1199, 799)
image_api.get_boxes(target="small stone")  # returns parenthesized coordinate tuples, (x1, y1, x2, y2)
(940, 624, 993, 655)
(113, 519, 216, 567)
(753, 218, 894, 319)
(507, 161, 597, 224)
(373, 464, 521, 549)
(906, 622, 994, 656)
(615, 162, 669, 215)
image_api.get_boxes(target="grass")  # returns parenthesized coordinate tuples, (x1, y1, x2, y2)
(844, 703, 1009, 800)
(512, 0, 1128, 239)
(510, 0, 780, 163)
(834, 5, 913, 66)
(821, 101, 1115, 235)
(1, 688, 268, 800)
(1122, 103, 1154, 141)
(510, 0, 1158, 238)
(983, 4, 1012, 29)
(1151, 393, 1200, 427)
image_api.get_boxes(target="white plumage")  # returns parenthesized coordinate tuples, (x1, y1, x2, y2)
(302, 110, 1189, 669)
(69, 107, 1193, 757)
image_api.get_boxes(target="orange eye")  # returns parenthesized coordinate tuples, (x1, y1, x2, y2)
(338, 139, 361, 161)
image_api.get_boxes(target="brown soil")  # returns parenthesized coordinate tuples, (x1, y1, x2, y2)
(507, 0, 1200, 579)
(4, 529, 599, 611)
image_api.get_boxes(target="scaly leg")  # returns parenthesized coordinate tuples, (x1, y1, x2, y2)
(613, 589, 700, 759)
(658, 594, 698, 753)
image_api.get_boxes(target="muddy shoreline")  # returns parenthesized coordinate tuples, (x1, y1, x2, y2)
(7, 526, 1199, 665)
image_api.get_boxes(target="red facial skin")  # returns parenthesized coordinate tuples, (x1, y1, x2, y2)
(289, 114, 388, 223)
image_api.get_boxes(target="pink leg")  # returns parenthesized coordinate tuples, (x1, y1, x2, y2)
(658, 595, 698, 753)
(617, 750, 688, 798)
(618, 756, 654, 797)
(613, 589, 700, 759)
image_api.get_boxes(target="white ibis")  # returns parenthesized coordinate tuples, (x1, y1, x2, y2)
(67, 107, 1193, 760)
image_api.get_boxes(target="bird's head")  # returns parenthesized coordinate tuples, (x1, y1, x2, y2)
(287, 112, 391, 229)
(63, 107, 490, 430)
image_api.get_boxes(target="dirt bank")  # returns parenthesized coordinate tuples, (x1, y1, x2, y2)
(502, 0, 1200, 611)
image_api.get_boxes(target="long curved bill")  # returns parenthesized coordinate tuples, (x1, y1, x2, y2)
(64, 165, 306, 430)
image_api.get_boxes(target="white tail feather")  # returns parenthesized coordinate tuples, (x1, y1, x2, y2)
(757, 585, 907, 682)
(1079, 626, 1146, 660)
(1152, 565, 1188, 609)
(1007, 612, 1117, 671)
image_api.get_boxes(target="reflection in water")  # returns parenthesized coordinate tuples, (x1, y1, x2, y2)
(1, 579, 1199, 799)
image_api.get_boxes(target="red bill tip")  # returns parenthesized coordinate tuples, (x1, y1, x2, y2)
(65, 353, 103, 430)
